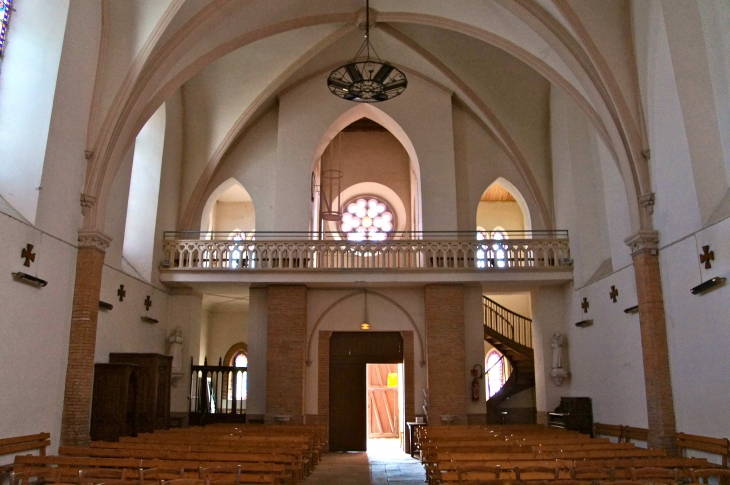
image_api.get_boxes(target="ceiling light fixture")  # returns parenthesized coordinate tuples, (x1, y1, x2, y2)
(327, 0, 407, 103)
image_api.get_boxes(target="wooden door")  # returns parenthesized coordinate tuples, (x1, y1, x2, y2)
(329, 332, 403, 451)
(367, 364, 399, 438)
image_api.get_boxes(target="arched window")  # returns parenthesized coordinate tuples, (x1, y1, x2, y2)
(233, 352, 248, 401)
(476, 226, 508, 268)
(0, 0, 11, 57)
(485, 349, 506, 399)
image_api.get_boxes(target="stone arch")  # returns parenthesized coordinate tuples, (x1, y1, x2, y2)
(310, 104, 423, 233)
(200, 178, 255, 234)
(306, 290, 425, 367)
(224, 342, 248, 367)
(477, 177, 533, 233)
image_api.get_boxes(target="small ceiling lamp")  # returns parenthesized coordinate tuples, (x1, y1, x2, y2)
(327, 0, 407, 103)
(361, 290, 371, 330)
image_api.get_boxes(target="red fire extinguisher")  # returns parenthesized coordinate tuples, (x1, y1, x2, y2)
(471, 364, 483, 401)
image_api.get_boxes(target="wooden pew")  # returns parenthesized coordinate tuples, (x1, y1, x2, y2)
(0, 434, 52, 483)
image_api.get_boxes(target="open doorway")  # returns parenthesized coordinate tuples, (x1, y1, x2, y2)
(366, 363, 403, 451)
(329, 332, 403, 452)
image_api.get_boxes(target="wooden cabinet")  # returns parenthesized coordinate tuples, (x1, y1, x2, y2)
(90, 363, 140, 442)
(109, 353, 172, 432)
(548, 397, 594, 436)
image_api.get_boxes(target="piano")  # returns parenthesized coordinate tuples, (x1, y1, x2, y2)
(548, 397, 593, 436)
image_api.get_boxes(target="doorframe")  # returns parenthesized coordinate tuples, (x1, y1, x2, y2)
(318, 331, 415, 452)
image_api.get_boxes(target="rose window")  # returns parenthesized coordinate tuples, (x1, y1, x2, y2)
(340, 197, 394, 241)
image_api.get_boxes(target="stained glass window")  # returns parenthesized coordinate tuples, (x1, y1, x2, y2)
(234, 353, 248, 401)
(485, 350, 506, 399)
(0, 0, 11, 57)
(340, 196, 394, 241)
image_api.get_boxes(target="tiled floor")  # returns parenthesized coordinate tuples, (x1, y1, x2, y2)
(303, 439, 426, 484)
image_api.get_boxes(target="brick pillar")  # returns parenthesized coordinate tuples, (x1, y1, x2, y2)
(266, 285, 307, 424)
(626, 231, 678, 454)
(60, 229, 111, 446)
(425, 284, 467, 425)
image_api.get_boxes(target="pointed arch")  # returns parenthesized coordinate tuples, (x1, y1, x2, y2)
(481, 177, 533, 232)
(200, 178, 255, 233)
(310, 104, 423, 233)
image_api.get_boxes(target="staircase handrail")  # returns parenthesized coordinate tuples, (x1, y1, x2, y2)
(483, 296, 533, 348)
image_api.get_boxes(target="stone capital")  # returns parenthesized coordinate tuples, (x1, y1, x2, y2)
(77, 229, 113, 253)
(625, 230, 659, 257)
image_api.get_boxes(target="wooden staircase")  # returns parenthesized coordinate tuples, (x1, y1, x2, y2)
(483, 296, 536, 424)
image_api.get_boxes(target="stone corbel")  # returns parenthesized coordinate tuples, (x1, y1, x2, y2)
(78, 229, 113, 253)
(80, 194, 97, 216)
(624, 230, 659, 257)
(638, 193, 656, 216)
(549, 367, 568, 386)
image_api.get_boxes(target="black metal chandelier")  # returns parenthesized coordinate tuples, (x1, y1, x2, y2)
(327, 0, 407, 103)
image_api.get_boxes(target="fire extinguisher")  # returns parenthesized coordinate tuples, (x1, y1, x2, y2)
(470, 364, 483, 401)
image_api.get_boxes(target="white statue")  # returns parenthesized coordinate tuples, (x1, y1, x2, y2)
(549, 331, 568, 386)
(167, 326, 184, 373)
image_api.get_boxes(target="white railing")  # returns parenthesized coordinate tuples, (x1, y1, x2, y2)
(161, 231, 571, 271)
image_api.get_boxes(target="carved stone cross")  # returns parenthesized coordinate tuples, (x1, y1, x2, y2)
(21, 244, 35, 267)
(144, 295, 152, 311)
(117, 284, 126, 302)
(581, 297, 589, 313)
(609, 285, 619, 303)
(700, 245, 714, 269)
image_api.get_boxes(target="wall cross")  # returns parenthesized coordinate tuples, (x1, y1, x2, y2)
(700, 245, 714, 269)
(144, 295, 152, 311)
(117, 284, 126, 302)
(21, 244, 35, 267)
(609, 285, 619, 303)
(581, 297, 589, 313)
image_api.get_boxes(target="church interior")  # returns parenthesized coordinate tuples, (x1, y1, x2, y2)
(1, 0, 730, 480)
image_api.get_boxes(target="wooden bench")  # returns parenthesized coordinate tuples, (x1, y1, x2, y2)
(0, 433, 51, 482)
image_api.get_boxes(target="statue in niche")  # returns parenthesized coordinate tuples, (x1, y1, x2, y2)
(549, 331, 568, 386)
(167, 326, 184, 386)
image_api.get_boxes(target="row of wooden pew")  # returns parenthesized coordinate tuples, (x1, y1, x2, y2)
(8, 424, 327, 485)
(413, 425, 724, 485)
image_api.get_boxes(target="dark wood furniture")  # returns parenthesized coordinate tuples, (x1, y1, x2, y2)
(90, 363, 140, 441)
(109, 353, 172, 432)
(548, 396, 593, 436)
(407, 422, 427, 458)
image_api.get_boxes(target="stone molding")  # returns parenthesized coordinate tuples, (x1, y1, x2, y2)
(625, 230, 659, 257)
(77, 229, 112, 252)
(638, 193, 656, 216)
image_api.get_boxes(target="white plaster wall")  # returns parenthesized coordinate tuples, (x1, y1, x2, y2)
(566, 266, 648, 428)
(247, 288, 268, 417)
(167, 291, 203, 413)
(197, 109, 278, 232)
(660, 216, 730, 439)
(123, 103, 166, 282)
(632, 0, 701, 241)
(486, 294, 531, 319)
(35, 0, 101, 243)
(530, 286, 570, 417)
(0, 0, 70, 223)
(451, 103, 543, 231)
(105, 147, 135, 270)
(95, 266, 168, 363)
(204, 310, 247, 364)
(199, 309, 210, 365)
(275, 75, 455, 232)
(304, 289, 427, 417)
(0, 214, 75, 460)
(551, 86, 612, 286)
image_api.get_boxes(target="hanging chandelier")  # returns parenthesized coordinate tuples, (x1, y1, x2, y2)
(327, 0, 407, 103)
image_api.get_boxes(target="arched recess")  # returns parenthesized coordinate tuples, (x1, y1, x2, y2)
(83, 5, 646, 238)
(200, 178, 255, 235)
(476, 177, 533, 233)
(224, 342, 248, 367)
(305, 290, 425, 368)
(309, 105, 423, 235)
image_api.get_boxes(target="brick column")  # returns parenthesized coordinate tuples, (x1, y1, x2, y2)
(626, 231, 678, 454)
(60, 229, 111, 446)
(425, 284, 467, 425)
(266, 285, 307, 424)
